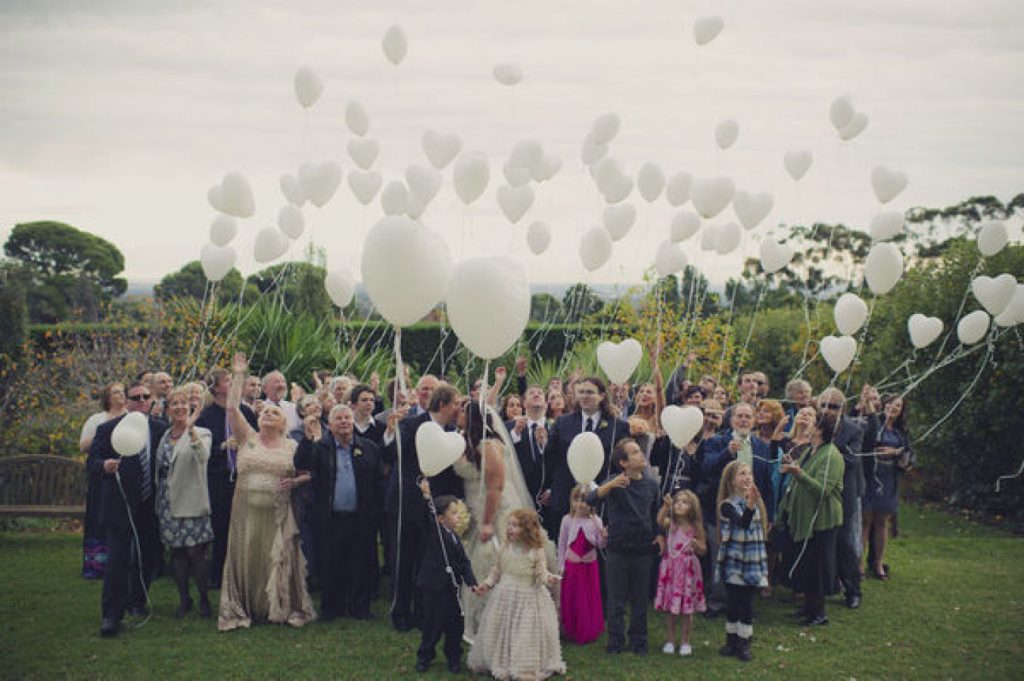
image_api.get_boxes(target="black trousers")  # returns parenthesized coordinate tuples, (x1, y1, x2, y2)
(316, 512, 374, 618)
(836, 502, 862, 598)
(208, 473, 235, 589)
(605, 550, 654, 650)
(724, 584, 755, 625)
(389, 508, 423, 625)
(102, 506, 160, 621)
(417, 586, 464, 664)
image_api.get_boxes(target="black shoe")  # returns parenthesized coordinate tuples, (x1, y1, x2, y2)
(800, 615, 829, 626)
(845, 594, 861, 609)
(198, 599, 212, 618)
(175, 597, 193, 619)
(100, 618, 120, 637)
(736, 636, 753, 662)
(719, 632, 737, 657)
(447, 660, 462, 673)
(415, 660, 429, 673)
(631, 644, 648, 655)
(606, 644, 624, 654)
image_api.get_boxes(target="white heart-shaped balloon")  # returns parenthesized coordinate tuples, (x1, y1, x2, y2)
(759, 238, 794, 274)
(253, 227, 290, 263)
(405, 164, 442, 206)
(531, 153, 562, 182)
(665, 172, 693, 207)
(839, 112, 869, 141)
(580, 227, 613, 271)
(977, 221, 1008, 257)
(509, 139, 543, 169)
(994, 285, 1024, 327)
(381, 181, 411, 216)
(972, 274, 1017, 315)
(280, 173, 306, 206)
(864, 242, 904, 295)
(871, 166, 909, 204)
(422, 130, 462, 169)
(690, 176, 735, 219)
(907, 313, 943, 349)
(382, 25, 408, 65)
(591, 113, 621, 145)
(447, 257, 530, 359)
(715, 119, 739, 150)
(278, 204, 305, 239)
(670, 211, 700, 243)
(829, 96, 855, 131)
(834, 293, 868, 335)
(637, 162, 666, 202)
(348, 138, 380, 170)
(694, 15, 725, 46)
(527, 221, 551, 255)
(111, 412, 149, 457)
(210, 215, 237, 246)
(200, 243, 236, 282)
(596, 338, 642, 384)
(655, 241, 687, 278)
(580, 132, 609, 166)
(592, 157, 623, 190)
(293, 66, 323, 109)
(603, 204, 636, 242)
(497, 184, 535, 224)
(208, 172, 255, 218)
(567, 432, 605, 484)
(715, 222, 742, 255)
(783, 150, 813, 181)
(493, 63, 522, 86)
(453, 152, 490, 204)
(602, 173, 634, 204)
(415, 421, 465, 477)
(732, 190, 773, 230)
(820, 335, 857, 374)
(957, 310, 990, 345)
(324, 269, 356, 308)
(503, 161, 533, 187)
(361, 215, 452, 327)
(660, 405, 704, 448)
(870, 211, 905, 242)
(345, 101, 369, 136)
(347, 169, 383, 205)
(299, 161, 343, 208)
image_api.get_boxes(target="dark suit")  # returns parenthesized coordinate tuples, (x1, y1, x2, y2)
(295, 432, 382, 618)
(699, 432, 775, 519)
(834, 416, 865, 599)
(87, 414, 168, 623)
(416, 500, 478, 666)
(542, 411, 630, 539)
(508, 417, 548, 503)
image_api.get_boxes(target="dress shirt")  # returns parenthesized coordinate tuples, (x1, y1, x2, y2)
(332, 441, 358, 512)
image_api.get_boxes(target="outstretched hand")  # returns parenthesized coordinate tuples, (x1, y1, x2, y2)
(232, 352, 248, 375)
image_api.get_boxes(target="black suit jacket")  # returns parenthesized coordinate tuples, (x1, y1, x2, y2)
(543, 411, 630, 520)
(295, 432, 382, 525)
(835, 416, 866, 506)
(508, 418, 548, 501)
(87, 414, 169, 531)
(416, 502, 477, 590)
(383, 412, 464, 513)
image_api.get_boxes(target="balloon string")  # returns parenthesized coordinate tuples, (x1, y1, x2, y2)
(390, 326, 405, 617)
(995, 454, 1024, 493)
(910, 332, 994, 445)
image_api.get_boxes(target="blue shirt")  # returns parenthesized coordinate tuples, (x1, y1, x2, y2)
(332, 441, 358, 512)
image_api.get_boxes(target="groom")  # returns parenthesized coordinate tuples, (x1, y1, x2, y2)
(382, 384, 463, 632)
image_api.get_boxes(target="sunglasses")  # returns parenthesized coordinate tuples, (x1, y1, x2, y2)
(821, 403, 843, 410)
(128, 394, 151, 402)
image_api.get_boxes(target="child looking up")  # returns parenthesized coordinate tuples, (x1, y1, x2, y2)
(655, 488, 707, 656)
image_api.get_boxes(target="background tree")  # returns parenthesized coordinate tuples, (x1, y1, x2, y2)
(560, 283, 604, 322)
(0, 261, 30, 360)
(529, 293, 562, 321)
(154, 261, 255, 305)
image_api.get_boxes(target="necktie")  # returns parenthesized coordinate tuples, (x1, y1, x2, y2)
(585, 417, 595, 433)
(138, 428, 151, 501)
(529, 422, 539, 462)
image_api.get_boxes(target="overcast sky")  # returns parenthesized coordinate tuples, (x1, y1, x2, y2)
(2, 0, 1022, 287)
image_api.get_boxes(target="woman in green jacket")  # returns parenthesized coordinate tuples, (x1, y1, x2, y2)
(777, 410, 845, 626)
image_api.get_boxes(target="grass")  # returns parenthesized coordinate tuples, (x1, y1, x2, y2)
(1, 504, 1022, 680)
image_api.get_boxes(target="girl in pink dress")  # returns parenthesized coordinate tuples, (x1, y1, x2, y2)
(654, 489, 707, 656)
(557, 484, 607, 644)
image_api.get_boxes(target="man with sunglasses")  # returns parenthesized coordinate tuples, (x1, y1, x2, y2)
(87, 380, 169, 637)
(816, 387, 865, 609)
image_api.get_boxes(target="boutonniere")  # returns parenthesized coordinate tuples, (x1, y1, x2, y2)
(599, 420, 609, 430)
(353, 447, 364, 458)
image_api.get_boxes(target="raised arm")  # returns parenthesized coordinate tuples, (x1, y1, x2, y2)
(228, 352, 256, 443)
(479, 441, 506, 542)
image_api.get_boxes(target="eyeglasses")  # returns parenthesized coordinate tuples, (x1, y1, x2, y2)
(576, 389, 599, 396)
(128, 394, 151, 402)
(821, 403, 843, 410)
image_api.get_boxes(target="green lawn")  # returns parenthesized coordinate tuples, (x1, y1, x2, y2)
(1, 505, 1022, 680)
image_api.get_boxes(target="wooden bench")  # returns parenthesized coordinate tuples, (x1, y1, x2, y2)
(0, 455, 87, 518)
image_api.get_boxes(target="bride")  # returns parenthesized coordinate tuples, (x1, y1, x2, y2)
(454, 400, 554, 642)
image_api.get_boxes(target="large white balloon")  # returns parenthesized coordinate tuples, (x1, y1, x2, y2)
(422, 130, 462, 169)
(783, 150, 813, 181)
(596, 339, 643, 384)
(829, 96, 855, 131)
(527, 221, 551, 255)
(864, 242, 904, 295)
(907, 313, 943, 349)
(869, 212, 905, 242)
(253, 227, 290, 263)
(111, 412, 149, 457)
(714, 119, 739, 150)
(347, 169, 383, 205)
(759, 238, 794, 274)
(446, 257, 530, 359)
(209, 215, 237, 246)
(208, 172, 255, 218)
(324, 269, 356, 309)
(700, 223, 719, 252)
(382, 25, 408, 65)
(416, 421, 464, 477)
(957, 310, 990, 345)
(592, 157, 623, 190)
(580, 227, 613, 271)
(838, 112, 869, 141)
(591, 113, 621, 145)
(670, 211, 701, 243)
(278, 204, 305, 239)
(503, 161, 532, 188)
(655, 240, 687, 278)
(567, 432, 604, 484)
(820, 335, 857, 374)
(493, 63, 522, 86)
(690, 176, 735, 219)
(661, 405, 703, 448)
(200, 243, 236, 282)
(665, 172, 693, 207)
(977, 221, 1008, 257)
(603, 204, 636, 242)
(345, 101, 369, 136)
(294, 67, 323, 109)
(361, 216, 452, 327)
(637, 162, 666, 202)
(871, 166, 909, 204)
(971, 274, 1017, 316)
(298, 161, 342, 208)
(280, 173, 306, 206)
(694, 15, 725, 45)
(348, 138, 380, 170)
(453, 153, 490, 204)
(732, 190, 773, 230)
(601, 174, 634, 204)
(994, 285, 1024, 327)
(497, 184, 535, 224)
(714, 222, 742, 256)
(834, 293, 869, 335)
(381, 181, 411, 216)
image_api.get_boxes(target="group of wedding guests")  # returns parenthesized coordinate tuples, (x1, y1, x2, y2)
(80, 352, 913, 677)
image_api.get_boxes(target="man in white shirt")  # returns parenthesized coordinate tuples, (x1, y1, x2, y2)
(262, 370, 299, 431)
(509, 384, 549, 502)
